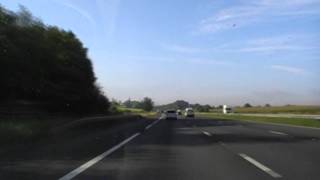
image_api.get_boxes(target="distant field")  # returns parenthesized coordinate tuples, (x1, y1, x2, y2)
(232, 105, 320, 114)
(198, 113, 320, 128)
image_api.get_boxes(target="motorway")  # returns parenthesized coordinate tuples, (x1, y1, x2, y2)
(2, 117, 320, 180)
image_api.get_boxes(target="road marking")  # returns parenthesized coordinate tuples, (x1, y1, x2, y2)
(218, 141, 227, 147)
(269, 130, 288, 136)
(239, 153, 282, 178)
(202, 131, 212, 137)
(241, 120, 320, 130)
(145, 124, 153, 130)
(145, 119, 161, 130)
(58, 132, 141, 180)
(60, 118, 162, 180)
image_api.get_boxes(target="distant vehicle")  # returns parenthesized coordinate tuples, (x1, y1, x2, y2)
(177, 109, 182, 115)
(165, 110, 178, 120)
(223, 105, 233, 114)
(185, 108, 194, 118)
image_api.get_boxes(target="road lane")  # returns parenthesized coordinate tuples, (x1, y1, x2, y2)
(198, 118, 320, 180)
(2, 117, 320, 180)
(74, 119, 275, 180)
(0, 118, 152, 180)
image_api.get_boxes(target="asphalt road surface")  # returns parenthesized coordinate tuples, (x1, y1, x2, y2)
(2, 117, 320, 180)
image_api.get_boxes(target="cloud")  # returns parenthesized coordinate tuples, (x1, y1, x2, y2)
(197, 0, 320, 33)
(271, 65, 306, 74)
(122, 55, 234, 66)
(164, 33, 319, 54)
(221, 34, 319, 53)
(162, 44, 207, 53)
(95, 0, 121, 39)
(184, 58, 234, 66)
(52, 0, 97, 26)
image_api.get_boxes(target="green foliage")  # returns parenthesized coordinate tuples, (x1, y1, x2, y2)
(244, 103, 252, 108)
(155, 100, 189, 110)
(155, 100, 212, 112)
(123, 99, 143, 109)
(175, 100, 189, 109)
(122, 97, 154, 112)
(0, 5, 109, 113)
(140, 97, 154, 112)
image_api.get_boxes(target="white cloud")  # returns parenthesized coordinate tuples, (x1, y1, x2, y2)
(184, 58, 234, 66)
(164, 34, 319, 54)
(52, 0, 97, 26)
(197, 0, 320, 33)
(271, 65, 306, 74)
(222, 34, 319, 53)
(256, 0, 320, 7)
(95, 0, 121, 38)
(123, 55, 233, 66)
(162, 44, 207, 53)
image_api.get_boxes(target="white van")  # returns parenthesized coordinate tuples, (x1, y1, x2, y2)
(223, 105, 233, 114)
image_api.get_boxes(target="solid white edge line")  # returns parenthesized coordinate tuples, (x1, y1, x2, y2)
(145, 119, 161, 130)
(58, 132, 141, 180)
(145, 124, 153, 130)
(60, 118, 162, 179)
(269, 130, 288, 136)
(239, 153, 282, 178)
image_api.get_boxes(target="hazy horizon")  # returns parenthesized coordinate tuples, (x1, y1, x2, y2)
(2, 0, 320, 106)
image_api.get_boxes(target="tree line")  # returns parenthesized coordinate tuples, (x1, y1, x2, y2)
(122, 97, 154, 112)
(155, 100, 212, 112)
(0, 5, 109, 113)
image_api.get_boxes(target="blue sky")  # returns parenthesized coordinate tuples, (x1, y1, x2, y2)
(2, 0, 320, 105)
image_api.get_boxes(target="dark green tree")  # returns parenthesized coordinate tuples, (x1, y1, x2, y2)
(0, 5, 109, 113)
(140, 97, 154, 112)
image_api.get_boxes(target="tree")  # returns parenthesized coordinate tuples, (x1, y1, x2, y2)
(265, 104, 271, 107)
(244, 103, 252, 108)
(0, 5, 110, 113)
(140, 97, 154, 112)
(123, 99, 132, 108)
(175, 100, 189, 109)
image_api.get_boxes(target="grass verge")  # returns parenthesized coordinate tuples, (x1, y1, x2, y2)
(0, 118, 50, 144)
(233, 105, 320, 114)
(117, 107, 157, 118)
(197, 113, 320, 128)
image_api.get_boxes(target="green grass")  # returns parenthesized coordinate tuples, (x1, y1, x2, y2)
(0, 118, 50, 144)
(233, 105, 320, 114)
(198, 113, 320, 128)
(117, 107, 157, 118)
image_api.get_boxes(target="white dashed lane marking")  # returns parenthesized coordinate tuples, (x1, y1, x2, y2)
(269, 130, 288, 136)
(202, 131, 212, 137)
(239, 153, 282, 178)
